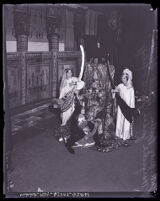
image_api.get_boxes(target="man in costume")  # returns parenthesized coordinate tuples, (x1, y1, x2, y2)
(113, 68, 135, 140)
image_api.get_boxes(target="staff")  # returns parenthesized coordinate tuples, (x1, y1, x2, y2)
(78, 45, 85, 81)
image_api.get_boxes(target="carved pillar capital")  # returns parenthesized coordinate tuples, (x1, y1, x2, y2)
(46, 6, 60, 51)
(13, 5, 30, 51)
(14, 6, 30, 37)
(46, 6, 60, 97)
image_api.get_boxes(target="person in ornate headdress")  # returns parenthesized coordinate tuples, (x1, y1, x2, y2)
(113, 68, 135, 141)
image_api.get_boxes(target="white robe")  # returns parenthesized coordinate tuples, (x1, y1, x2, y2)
(115, 83, 135, 140)
(59, 77, 78, 126)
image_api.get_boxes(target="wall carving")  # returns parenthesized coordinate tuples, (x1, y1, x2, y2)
(27, 62, 50, 102)
(7, 50, 80, 108)
(58, 51, 80, 58)
(7, 60, 21, 108)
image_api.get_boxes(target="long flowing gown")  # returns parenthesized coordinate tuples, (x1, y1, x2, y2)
(115, 83, 135, 140)
(74, 62, 116, 148)
(59, 77, 78, 126)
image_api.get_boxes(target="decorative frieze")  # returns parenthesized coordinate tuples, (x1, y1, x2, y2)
(58, 51, 81, 58)
(7, 53, 20, 60)
(26, 52, 52, 60)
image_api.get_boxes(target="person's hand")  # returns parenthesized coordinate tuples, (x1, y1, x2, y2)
(111, 89, 116, 99)
(111, 89, 118, 93)
(94, 119, 101, 126)
(74, 89, 79, 96)
(111, 89, 119, 99)
(69, 81, 77, 87)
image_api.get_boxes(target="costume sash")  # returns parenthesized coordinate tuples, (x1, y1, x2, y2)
(60, 88, 75, 113)
(106, 64, 139, 123)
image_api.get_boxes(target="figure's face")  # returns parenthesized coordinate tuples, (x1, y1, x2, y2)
(87, 112, 94, 121)
(121, 72, 129, 86)
(97, 64, 103, 70)
(94, 58, 98, 64)
(81, 109, 85, 115)
(102, 58, 105, 63)
(95, 89, 99, 93)
(88, 88, 92, 93)
(66, 70, 72, 78)
(83, 126, 90, 134)
(88, 64, 92, 71)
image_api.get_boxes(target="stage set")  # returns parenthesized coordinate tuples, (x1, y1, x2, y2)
(3, 4, 157, 197)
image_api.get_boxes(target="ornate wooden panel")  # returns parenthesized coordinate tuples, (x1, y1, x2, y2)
(6, 50, 81, 108)
(26, 58, 51, 103)
(7, 54, 21, 108)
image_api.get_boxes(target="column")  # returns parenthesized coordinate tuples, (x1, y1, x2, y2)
(48, 33, 59, 51)
(14, 6, 30, 52)
(17, 35, 28, 52)
(4, 6, 13, 192)
(14, 5, 30, 104)
(46, 6, 59, 98)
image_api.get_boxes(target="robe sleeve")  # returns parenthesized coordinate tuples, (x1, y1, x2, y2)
(59, 79, 67, 99)
(130, 88, 135, 108)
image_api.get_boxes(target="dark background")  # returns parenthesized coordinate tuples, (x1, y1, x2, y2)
(84, 5, 157, 93)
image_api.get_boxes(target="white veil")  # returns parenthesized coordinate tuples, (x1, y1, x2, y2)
(59, 70, 67, 95)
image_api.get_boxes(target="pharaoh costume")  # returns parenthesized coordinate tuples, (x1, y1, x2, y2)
(77, 60, 116, 149)
(83, 62, 94, 89)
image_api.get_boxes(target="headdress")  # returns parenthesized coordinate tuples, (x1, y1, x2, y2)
(122, 68, 133, 87)
(59, 68, 72, 94)
(123, 68, 132, 81)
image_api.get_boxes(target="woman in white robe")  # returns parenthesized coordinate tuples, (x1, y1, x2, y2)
(59, 68, 85, 126)
(114, 68, 135, 141)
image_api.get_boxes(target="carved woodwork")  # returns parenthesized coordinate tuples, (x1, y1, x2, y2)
(7, 52, 81, 108)
(14, 6, 30, 51)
